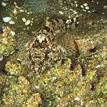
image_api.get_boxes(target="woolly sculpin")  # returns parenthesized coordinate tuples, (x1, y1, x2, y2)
(25, 0, 107, 74)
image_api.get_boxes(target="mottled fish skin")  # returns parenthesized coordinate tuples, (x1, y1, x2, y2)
(47, 0, 107, 36)
(43, 14, 104, 37)
(26, 0, 107, 74)
(69, 14, 104, 36)
(48, 0, 107, 35)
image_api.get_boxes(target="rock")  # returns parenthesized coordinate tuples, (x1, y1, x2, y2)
(1, 2, 7, 7)
(25, 20, 31, 26)
(22, 17, 26, 22)
(9, 20, 15, 25)
(2, 17, 11, 23)
(0, 27, 16, 56)
(22, 93, 42, 107)
(10, 31, 15, 36)
(5, 61, 26, 76)
(2, 76, 30, 107)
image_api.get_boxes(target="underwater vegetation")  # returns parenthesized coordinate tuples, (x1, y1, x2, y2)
(0, 0, 107, 107)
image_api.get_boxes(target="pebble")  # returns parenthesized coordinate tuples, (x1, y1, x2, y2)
(51, 77, 57, 81)
(59, 11, 64, 15)
(73, 17, 77, 22)
(75, 97, 80, 101)
(3, 17, 11, 23)
(83, 9, 86, 12)
(66, 19, 72, 24)
(88, 11, 91, 13)
(13, 8, 18, 15)
(9, 20, 15, 24)
(104, 5, 107, 9)
(83, 3, 88, 7)
(85, 6, 89, 10)
(10, 31, 15, 36)
(35, 85, 40, 89)
(25, 20, 31, 26)
(22, 17, 26, 22)
(81, 5, 84, 8)
(96, 2, 99, 4)
(1, 2, 7, 7)
(96, 64, 104, 68)
(75, 4, 78, 7)
(20, 9, 24, 12)
(81, 3, 90, 11)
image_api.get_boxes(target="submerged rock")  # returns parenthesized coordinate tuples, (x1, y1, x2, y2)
(1, 76, 30, 107)
(0, 27, 16, 56)
(2, 17, 11, 23)
(5, 61, 26, 76)
(22, 93, 42, 107)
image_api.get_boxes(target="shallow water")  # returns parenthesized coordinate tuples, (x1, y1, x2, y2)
(0, 0, 107, 107)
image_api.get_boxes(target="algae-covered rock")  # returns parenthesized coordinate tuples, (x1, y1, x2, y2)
(0, 27, 16, 56)
(0, 75, 5, 86)
(0, 74, 6, 93)
(2, 76, 30, 107)
(22, 93, 42, 107)
(5, 61, 26, 76)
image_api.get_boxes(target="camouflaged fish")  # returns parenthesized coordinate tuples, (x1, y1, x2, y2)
(25, 0, 107, 74)
(25, 14, 102, 73)
(47, 0, 107, 35)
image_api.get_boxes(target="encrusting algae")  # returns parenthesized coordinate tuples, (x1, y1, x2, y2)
(0, 27, 16, 56)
